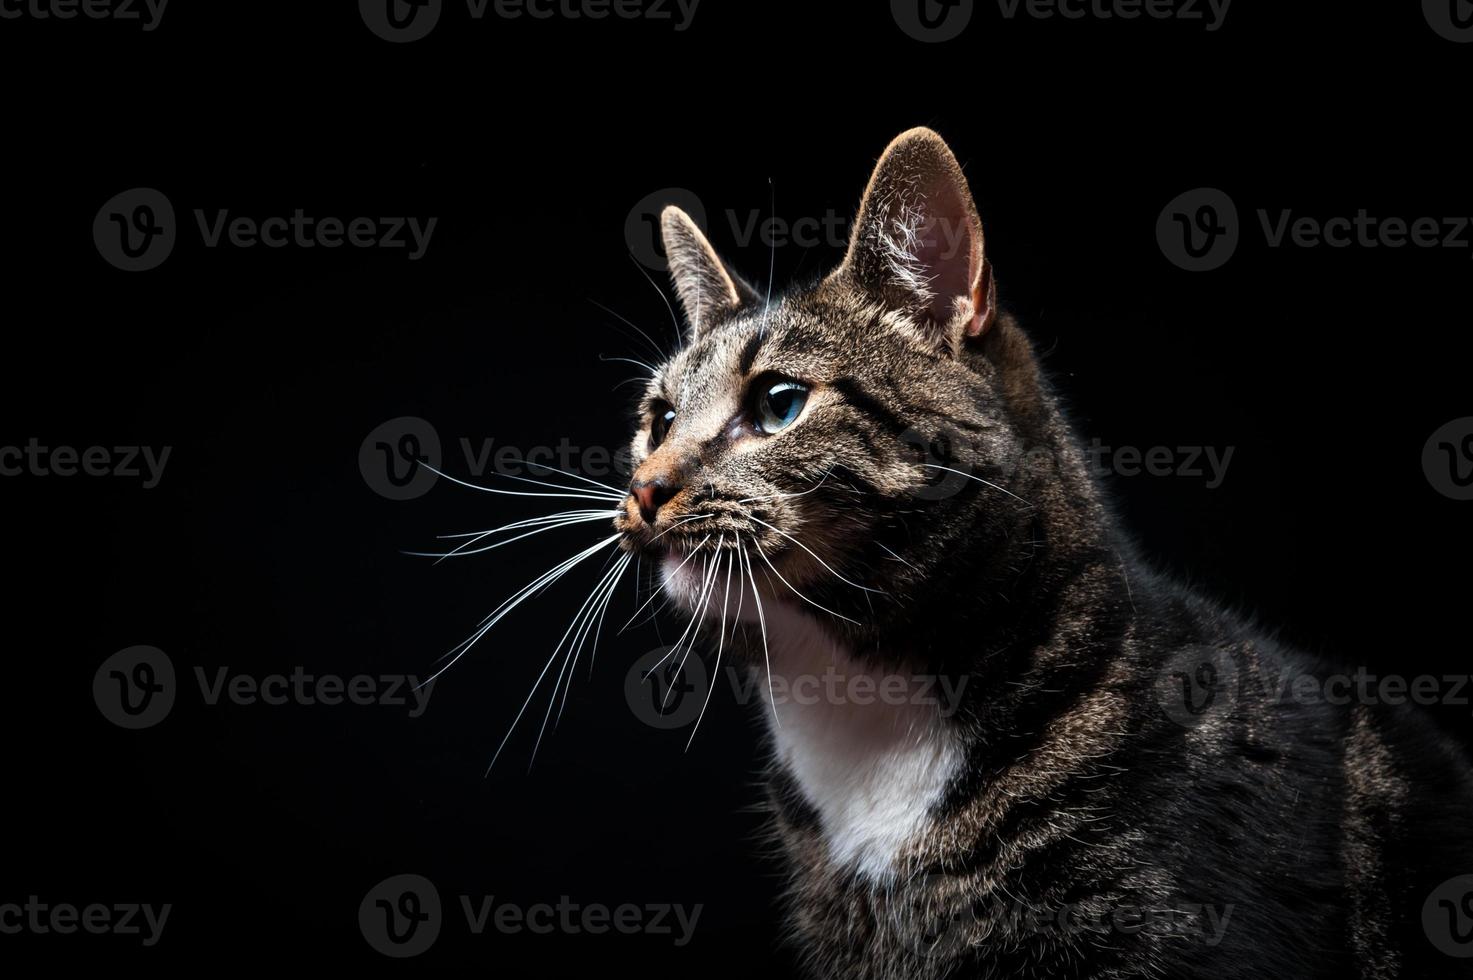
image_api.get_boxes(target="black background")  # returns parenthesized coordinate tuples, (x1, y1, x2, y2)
(3, 0, 1470, 973)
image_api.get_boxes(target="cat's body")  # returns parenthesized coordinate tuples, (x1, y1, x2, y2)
(615, 129, 1473, 978)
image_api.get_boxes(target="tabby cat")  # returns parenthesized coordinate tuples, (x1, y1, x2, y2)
(609, 128, 1473, 978)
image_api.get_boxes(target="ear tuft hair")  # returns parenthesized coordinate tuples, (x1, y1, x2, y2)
(831, 128, 996, 354)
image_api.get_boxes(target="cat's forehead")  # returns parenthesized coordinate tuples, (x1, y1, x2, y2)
(657, 298, 856, 406)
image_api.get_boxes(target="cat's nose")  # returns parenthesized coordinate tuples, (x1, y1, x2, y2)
(631, 475, 682, 525)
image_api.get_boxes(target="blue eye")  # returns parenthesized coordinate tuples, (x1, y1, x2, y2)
(756, 381, 809, 435)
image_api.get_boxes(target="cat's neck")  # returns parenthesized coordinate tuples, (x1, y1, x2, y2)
(754, 598, 965, 882)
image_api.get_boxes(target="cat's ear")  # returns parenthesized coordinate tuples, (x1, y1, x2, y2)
(833, 128, 996, 354)
(661, 206, 758, 339)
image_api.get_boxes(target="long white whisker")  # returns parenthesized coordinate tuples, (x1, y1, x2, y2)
(619, 533, 711, 633)
(554, 552, 631, 728)
(435, 510, 612, 540)
(424, 463, 622, 502)
(922, 463, 1032, 505)
(738, 538, 779, 728)
(626, 253, 683, 351)
(598, 354, 658, 378)
(499, 550, 630, 772)
(646, 513, 715, 546)
(656, 536, 723, 703)
(876, 541, 918, 570)
(428, 533, 620, 688)
(513, 457, 628, 497)
(589, 297, 668, 365)
(737, 466, 835, 504)
(409, 511, 618, 562)
(686, 549, 733, 750)
(752, 540, 861, 626)
(748, 515, 886, 595)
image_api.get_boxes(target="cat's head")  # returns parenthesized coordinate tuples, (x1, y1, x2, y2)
(615, 129, 1070, 637)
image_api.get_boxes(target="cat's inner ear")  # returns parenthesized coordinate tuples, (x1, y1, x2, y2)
(660, 206, 757, 339)
(833, 128, 997, 353)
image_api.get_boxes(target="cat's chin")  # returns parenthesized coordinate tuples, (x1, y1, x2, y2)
(660, 550, 764, 623)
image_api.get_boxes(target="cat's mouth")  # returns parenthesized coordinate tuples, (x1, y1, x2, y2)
(615, 501, 789, 614)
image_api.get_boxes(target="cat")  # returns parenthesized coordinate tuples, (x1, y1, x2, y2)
(608, 128, 1473, 979)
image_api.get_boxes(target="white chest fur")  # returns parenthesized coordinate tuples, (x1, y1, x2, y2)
(661, 552, 964, 880)
(753, 603, 964, 881)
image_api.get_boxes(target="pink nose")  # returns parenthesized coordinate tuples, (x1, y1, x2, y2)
(631, 477, 680, 524)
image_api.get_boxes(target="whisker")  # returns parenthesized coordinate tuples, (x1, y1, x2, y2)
(409, 511, 618, 562)
(554, 551, 632, 729)
(619, 533, 711, 633)
(752, 540, 861, 626)
(598, 354, 659, 378)
(686, 549, 733, 750)
(494, 549, 630, 772)
(922, 463, 1031, 505)
(626, 253, 683, 351)
(737, 466, 835, 504)
(738, 538, 779, 728)
(653, 535, 723, 697)
(512, 459, 627, 496)
(646, 513, 715, 546)
(428, 533, 621, 688)
(876, 541, 918, 570)
(644, 557, 713, 680)
(663, 538, 723, 710)
(589, 297, 669, 365)
(424, 463, 622, 503)
(748, 515, 886, 595)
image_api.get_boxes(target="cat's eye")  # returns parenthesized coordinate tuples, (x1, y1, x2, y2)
(755, 381, 809, 435)
(649, 406, 677, 449)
